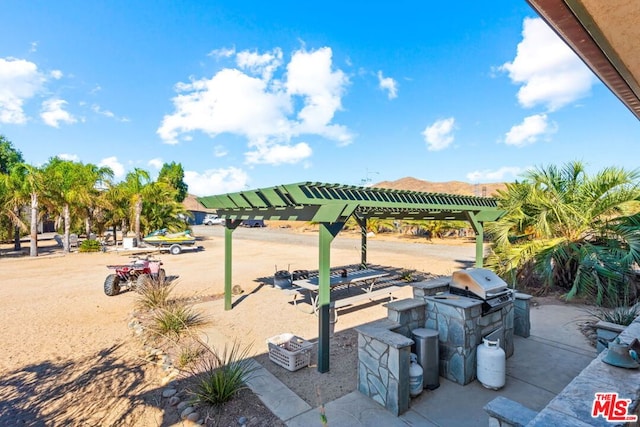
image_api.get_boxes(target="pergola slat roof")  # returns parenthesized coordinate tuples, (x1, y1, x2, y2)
(198, 182, 505, 374)
(198, 181, 503, 223)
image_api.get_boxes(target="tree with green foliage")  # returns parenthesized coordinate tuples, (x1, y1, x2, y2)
(43, 158, 112, 253)
(121, 168, 153, 241)
(158, 161, 188, 202)
(0, 135, 25, 245)
(141, 181, 191, 232)
(0, 135, 24, 174)
(11, 164, 45, 256)
(485, 161, 640, 306)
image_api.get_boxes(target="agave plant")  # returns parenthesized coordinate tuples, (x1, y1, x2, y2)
(186, 339, 257, 406)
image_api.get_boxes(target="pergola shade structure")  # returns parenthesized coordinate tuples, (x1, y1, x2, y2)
(198, 182, 505, 372)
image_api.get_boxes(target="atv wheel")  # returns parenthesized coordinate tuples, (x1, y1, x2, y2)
(169, 244, 182, 255)
(136, 274, 151, 290)
(104, 274, 121, 296)
(157, 268, 166, 283)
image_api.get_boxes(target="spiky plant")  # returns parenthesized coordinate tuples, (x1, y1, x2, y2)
(187, 339, 257, 406)
(151, 303, 210, 338)
(136, 277, 175, 310)
(588, 304, 640, 326)
(485, 162, 640, 305)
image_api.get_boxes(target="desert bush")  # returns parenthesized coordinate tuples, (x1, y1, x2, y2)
(177, 344, 205, 369)
(151, 303, 210, 338)
(186, 340, 257, 406)
(136, 277, 174, 310)
(79, 239, 101, 252)
(588, 304, 640, 326)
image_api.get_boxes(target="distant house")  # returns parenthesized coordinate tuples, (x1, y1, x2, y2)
(182, 194, 216, 225)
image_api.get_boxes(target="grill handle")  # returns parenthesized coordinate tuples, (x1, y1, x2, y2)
(485, 289, 512, 299)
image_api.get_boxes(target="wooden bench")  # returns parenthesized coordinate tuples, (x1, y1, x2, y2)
(332, 285, 401, 309)
(287, 285, 402, 317)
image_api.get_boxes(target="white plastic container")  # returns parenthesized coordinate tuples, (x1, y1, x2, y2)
(409, 353, 424, 397)
(477, 338, 505, 390)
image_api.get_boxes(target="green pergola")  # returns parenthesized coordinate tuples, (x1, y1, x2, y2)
(198, 182, 504, 373)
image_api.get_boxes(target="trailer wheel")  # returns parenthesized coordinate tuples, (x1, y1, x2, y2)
(104, 274, 121, 296)
(169, 244, 182, 255)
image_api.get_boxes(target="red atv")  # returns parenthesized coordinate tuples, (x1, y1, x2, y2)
(104, 256, 165, 296)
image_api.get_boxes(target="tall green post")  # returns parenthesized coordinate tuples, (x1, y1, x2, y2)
(317, 222, 344, 373)
(475, 225, 484, 268)
(224, 219, 242, 310)
(355, 215, 367, 269)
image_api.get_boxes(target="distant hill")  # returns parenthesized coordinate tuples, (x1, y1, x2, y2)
(373, 177, 507, 197)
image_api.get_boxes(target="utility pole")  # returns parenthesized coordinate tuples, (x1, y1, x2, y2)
(360, 169, 379, 186)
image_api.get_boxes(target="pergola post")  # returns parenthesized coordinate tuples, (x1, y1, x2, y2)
(466, 212, 485, 268)
(355, 215, 367, 269)
(318, 221, 344, 373)
(475, 226, 484, 268)
(223, 219, 242, 310)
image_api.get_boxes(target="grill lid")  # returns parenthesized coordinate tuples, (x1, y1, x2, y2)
(450, 268, 508, 300)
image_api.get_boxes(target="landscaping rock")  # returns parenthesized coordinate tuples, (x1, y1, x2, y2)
(162, 388, 177, 398)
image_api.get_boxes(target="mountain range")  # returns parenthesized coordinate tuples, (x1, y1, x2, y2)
(373, 177, 507, 197)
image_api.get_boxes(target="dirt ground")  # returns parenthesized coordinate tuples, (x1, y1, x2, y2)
(0, 225, 490, 426)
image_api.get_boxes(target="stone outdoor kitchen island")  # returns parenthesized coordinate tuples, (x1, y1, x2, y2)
(356, 274, 531, 415)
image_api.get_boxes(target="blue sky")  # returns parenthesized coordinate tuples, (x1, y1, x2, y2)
(1, 1, 638, 196)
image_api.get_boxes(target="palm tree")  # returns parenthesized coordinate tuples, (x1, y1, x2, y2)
(77, 163, 113, 237)
(121, 168, 152, 241)
(0, 169, 25, 250)
(43, 158, 110, 253)
(485, 161, 640, 305)
(141, 181, 191, 232)
(11, 164, 45, 256)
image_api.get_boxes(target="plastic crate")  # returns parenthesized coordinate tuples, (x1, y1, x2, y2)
(267, 333, 314, 372)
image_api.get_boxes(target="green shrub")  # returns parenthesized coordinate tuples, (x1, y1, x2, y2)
(79, 239, 102, 252)
(151, 303, 210, 338)
(187, 340, 257, 406)
(136, 277, 174, 310)
(588, 304, 640, 326)
(177, 344, 205, 369)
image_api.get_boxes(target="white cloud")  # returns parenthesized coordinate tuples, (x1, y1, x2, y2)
(158, 46, 352, 165)
(58, 153, 79, 161)
(30, 42, 38, 53)
(500, 17, 596, 111)
(422, 117, 455, 151)
(91, 104, 129, 122)
(208, 47, 236, 58)
(504, 113, 556, 146)
(245, 142, 312, 165)
(213, 145, 228, 157)
(377, 71, 398, 99)
(184, 167, 249, 197)
(40, 98, 76, 128)
(236, 48, 282, 81)
(0, 57, 46, 124)
(50, 70, 63, 79)
(466, 166, 524, 182)
(148, 158, 163, 169)
(285, 47, 351, 144)
(99, 156, 125, 179)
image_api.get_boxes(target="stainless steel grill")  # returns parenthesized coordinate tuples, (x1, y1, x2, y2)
(449, 268, 514, 315)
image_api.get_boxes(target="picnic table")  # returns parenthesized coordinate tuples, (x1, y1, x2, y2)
(290, 268, 396, 314)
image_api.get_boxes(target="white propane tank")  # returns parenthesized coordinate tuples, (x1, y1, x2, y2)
(409, 353, 424, 397)
(477, 338, 506, 390)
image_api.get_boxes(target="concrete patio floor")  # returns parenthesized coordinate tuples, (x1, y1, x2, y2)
(248, 302, 597, 427)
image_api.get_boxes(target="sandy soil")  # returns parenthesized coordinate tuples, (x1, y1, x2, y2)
(0, 225, 479, 425)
